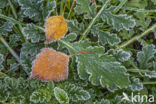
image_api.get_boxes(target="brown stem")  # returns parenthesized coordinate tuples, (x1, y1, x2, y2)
(67, 0, 76, 19)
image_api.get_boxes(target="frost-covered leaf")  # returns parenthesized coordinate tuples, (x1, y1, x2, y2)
(20, 42, 44, 73)
(120, 30, 134, 40)
(74, 0, 96, 19)
(30, 89, 51, 103)
(129, 77, 143, 91)
(91, 23, 120, 46)
(0, 22, 14, 35)
(135, 12, 151, 31)
(76, 47, 130, 91)
(0, 0, 8, 8)
(9, 34, 22, 47)
(54, 87, 69, 104)
(67, 20, 85, 35)
(101, 7, 136, 31)
(18, 0, 56, 22)
(12, 95, 25, 104)
(64, 83, 90, 102)
(0, 54, 4, 70)
(94, 99, 110, 104)
(137, 45, 156, 69)
(61, 40, 130, 91)
(58, 33, 77, 50)
(22, 24, 45, 43)
(114, 49, 131, 62)
(98, 31, 120, 46)
(4, 77, 18, 89)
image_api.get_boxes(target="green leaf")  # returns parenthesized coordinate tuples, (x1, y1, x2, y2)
(101, 7, 136, 31)
(108, 49, 131, 62)
(129, 77, 143, 91)
(135, 12, 151, 31)
(30, 89, 51, 103)
(18, 0, 56, 22)
(94, 99, 110, 104)
(9, 34, 22, 47)
(0, 22, 14, 35)
(20, 42, 44, 73)
(54, 87, 69, 104)
(67, 20, 85, 35)
(0, 0, 8, 8)
(98, 31, 120, 46)
(69, 42, 129, 90)
(74, 0, 96, 19)
(22, 24, 45, 43)
(0, 54, 4, 70)
(137, 44, 156, 69)
(64, 83, 90, 102)
(12, 95, 25, 104)
(91, 23, 120, 46)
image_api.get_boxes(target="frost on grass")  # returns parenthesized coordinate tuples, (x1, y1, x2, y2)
(54, 87, 69, 104)
(18, 0, 56, 22)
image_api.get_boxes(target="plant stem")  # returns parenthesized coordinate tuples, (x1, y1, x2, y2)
(59, 39, 77, 52)
(113, 0, 127, 14)
(0, 71, 8, 77)
(0, 35, 22, 65)
(8, 0, 26, 41)
(119, 24, 156, 49)
(67, 0, 76, 19)
(8, 0, 17, 19)
(127, 69, 151, 73)
(0, 14, 25, 26)
(143, 82, 156, 85)
(79, 0, 110, 41)
(0, 14, 44, 31)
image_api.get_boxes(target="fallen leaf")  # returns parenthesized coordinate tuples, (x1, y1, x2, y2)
(45, 16, 68, 44)
(30, 48, 69, 82)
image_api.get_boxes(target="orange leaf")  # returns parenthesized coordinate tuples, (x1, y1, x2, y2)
(44, 16, 68, 44)
(30, 48, 69, 82)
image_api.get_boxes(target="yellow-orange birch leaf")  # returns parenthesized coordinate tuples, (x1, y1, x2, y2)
(44, 16, 68, 44)
(30, 48, 69, 82)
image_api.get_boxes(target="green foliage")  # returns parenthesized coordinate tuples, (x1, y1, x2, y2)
(54, 87, 69, 104)
(0, 0, 155, 103)
(22, 24, 45, 43)
(74, 0, 96, 19)
(0, 54, 4, 70)
(63, 83, 90, 102)
(0, 22, 14, 35)
(0, 0, 8, 8)
(137, 45, 156, 69)
(30, 89, 51, 103)
(18, 0, 56, 22)
(101, 7, 136, 31)
(75, 45, 130, 91)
